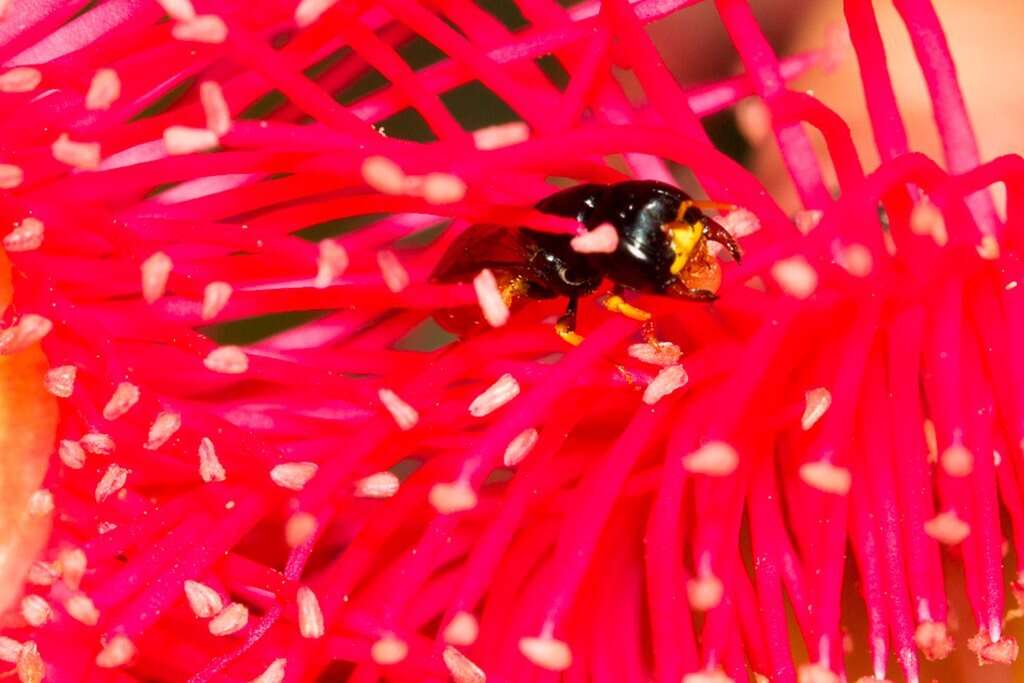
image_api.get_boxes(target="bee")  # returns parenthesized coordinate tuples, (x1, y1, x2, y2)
(431, 180, 742, 344)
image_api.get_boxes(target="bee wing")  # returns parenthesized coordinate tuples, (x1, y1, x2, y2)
(430, 224, 538, 283)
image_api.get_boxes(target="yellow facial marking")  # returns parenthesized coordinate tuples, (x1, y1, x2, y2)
(669, 222, 701, 275)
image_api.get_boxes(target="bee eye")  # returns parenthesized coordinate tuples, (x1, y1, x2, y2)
(558, 266, 584, 285)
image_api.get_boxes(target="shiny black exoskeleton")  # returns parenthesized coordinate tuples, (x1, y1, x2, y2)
(431, 180, 742, 342)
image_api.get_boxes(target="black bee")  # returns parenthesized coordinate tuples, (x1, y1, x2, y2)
(431, 180, 742, 344)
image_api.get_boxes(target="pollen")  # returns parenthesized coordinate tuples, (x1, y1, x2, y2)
(171, 15, 228, 44)
(80, 432, 115, 455)
(353, 472, 400, 498)
(443, 611, 480, 646)
(914, 621, 954, 660)
(203, 345, 249, 374)
(184, 579, 224, 618)
(503, 427, 539, 467)
(208, 602, 249, 636)
(376, 250, 410, 293)
(628, 341, 682, 367)
(0, 163, 24, 189)
(924, 510, 971, 544)
(642, 364, 688, 405)
(26, 489, 53, 517)
(51, 133, 100, 170)
(687, 572, 724, 611)
(45, 365, 76, 398)
(370, 634, 408, 665)
(144, 411, 182, 450)
(771, 256, 818, 299)
(16, 642, 44, 683)
(736, 98, 771, 145)
(285, 512, 318, 548)
(792, 209, 824, 235)
(295, 0, 338, 27)
(58, 548, 87, 590)
(314, 239, 348, 288)
(801, 387, 832, 430)
(977, 235, 1004, 260)
(201, 281, 233, 320)
(469, 373, 521, 417)
(250, 658, 287, 683)
(102, 382, 140, 420)
(473, 268, 509, 327)
(518, 635, 573, 671)
(95, 464, 129, 502)
(720, 208, 761, 239)
(571, 223, 619, 254)
(835, 243, 873, 277)
(4, 217, 44, 252)
(86, 68, 121, 110)
(270, 461, 319, 490)
(95, 635, 136, 668)
(198, 437, 226, 482)
(378, 388, 419, 430)
(0, 314, 53, 354)
(163, 126, 219, 155)
(0, 67, 42, 93)
(799, 461, 852, 495)
(682, 441, 739, 477)
(910, 202, 949, 246)
(155, 0, 195, 20)
(20, 595, 53, 627)
(361, 156, 407, 195)
(940, 443, 974, 477)
(429, 480, 478, 514)
(296, 586, 325, 639)
(422, 173, 467, 205)
(141, 251, 173, 303)
(65, 593, 100, 625)
(442, 646, 486, 683)
(967, 631, 1019, 665)
(199, 81, 231, 136)
(0, 636, 21, 662)
(26, 561, 59, 586)
(472, 122, 529, 150)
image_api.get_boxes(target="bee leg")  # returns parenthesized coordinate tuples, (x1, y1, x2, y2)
(601, 287, 652, 322)
(602, 287, 664, 348)
(667, 280, 719, 302)
(555, 296, 584, 346)
(681, 287, 719, 302)
(702, 217, 743, 263)
(641, 319, 661, 346)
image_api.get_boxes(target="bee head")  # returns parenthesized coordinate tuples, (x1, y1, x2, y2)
(666, 213, 741, 296)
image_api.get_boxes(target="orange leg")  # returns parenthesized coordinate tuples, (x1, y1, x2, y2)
(555, 297, 583, 346)
(603, 288, 663, 346)
(601, 293, 652, 322)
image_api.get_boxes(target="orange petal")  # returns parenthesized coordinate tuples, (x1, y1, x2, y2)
(0, 249, 58, 612)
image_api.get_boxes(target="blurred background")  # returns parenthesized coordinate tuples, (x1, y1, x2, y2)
(649, 0, 1024, 214)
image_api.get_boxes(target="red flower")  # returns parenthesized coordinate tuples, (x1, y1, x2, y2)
(0, 0, 1021, 681)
